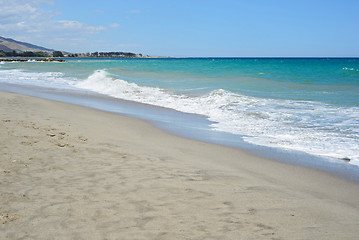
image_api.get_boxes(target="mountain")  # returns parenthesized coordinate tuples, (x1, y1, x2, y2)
(0, 36, 54, 53)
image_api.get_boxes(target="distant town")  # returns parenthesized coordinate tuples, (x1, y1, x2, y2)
(66, 51, 152, 58)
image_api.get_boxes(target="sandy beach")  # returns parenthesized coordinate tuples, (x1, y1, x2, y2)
(1, 91, 359, 240)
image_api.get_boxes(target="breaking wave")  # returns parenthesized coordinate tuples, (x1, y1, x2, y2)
(75, 70, 359, 164)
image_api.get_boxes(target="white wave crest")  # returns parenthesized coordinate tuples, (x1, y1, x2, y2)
(0, 69, 75, 88)
(343, 67, 359, 71)
(76, 70, 359, 164)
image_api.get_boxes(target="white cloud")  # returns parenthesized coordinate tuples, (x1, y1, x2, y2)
(56, 20, 106, 34)
(0, 0, 106, 51)
(16, 21, 26, 28)
(0, 0, 54, 24)
(58, 20, 85, 29)
(109, 23, 120, 28)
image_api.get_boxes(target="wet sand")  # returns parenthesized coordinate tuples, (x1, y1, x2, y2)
(1, 91, 359, 239)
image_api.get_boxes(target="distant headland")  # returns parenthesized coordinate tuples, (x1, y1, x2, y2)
(0, 36, 157, 59)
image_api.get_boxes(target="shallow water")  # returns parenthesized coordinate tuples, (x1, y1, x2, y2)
(1, 57, 359, 169)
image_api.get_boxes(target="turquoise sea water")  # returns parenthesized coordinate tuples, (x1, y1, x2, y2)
(1, 58, 359, 167)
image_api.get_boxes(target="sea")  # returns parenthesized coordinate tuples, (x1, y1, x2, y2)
(1, 58, 359, 180)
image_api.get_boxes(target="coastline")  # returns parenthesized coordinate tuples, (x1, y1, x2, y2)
(2, 82, 359, 183)
(0, 58, 66, 62)
(1, 57, 358, 171)
(1, 91, 359, 239)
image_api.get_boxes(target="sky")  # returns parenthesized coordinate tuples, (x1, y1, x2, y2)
(0, 0, 358, 57)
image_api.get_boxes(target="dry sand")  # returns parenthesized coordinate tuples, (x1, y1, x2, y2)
(1, 91, 359, 240)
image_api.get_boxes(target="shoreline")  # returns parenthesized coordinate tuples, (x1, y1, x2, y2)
(1, 57, 358, 172)
(2, 83, 359, 183)
(0, 58, 66, 62)
(1, 91, 359, 239)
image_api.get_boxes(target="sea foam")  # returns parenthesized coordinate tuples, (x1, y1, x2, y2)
(1, 64, 358, 165)
(75, 70, 359, 164)
(0, 69, 75, 89)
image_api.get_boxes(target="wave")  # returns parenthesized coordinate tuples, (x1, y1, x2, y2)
(1, 67, 357, 165)
(75, 70, 359, 164)
(343, 67, 359, 71)
(1, 67, 358, 165)
(0, 69, 75, 88)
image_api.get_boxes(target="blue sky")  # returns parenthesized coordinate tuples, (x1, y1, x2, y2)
(1, 0, 358, 57)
